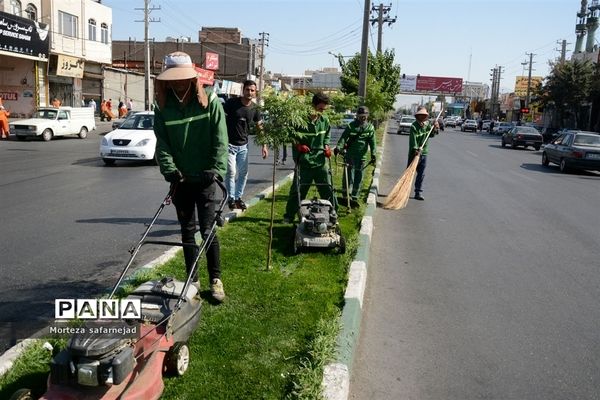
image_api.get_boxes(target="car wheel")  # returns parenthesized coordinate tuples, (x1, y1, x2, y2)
(164, 342, 190, 377)
(501, 139, 505, 147)
(511, 141, 517, 149)
(542, 152, 549, 166)
(559, 158, 569, 173)
(41, 128, 53, 141)
(102, 158, 116, 166)
(78, 126, 88, 139)
(534, 144, 541, 151)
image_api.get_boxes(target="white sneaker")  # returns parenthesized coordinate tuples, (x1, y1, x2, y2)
(210, 278, 225, 302)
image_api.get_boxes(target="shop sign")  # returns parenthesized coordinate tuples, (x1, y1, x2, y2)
(0, 92, 18, 101)
(57, 54, 85, 78)
(0, 10, 49, 60)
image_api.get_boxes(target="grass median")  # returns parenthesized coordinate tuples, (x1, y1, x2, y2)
(0, 158, 378, 400)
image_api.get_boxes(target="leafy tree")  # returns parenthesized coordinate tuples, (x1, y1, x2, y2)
(254, 89, 310, 269)
(337, 49, 401, 122)
(539, 59, 593, 128)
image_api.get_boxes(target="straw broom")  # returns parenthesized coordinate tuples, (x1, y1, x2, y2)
(383, 109, 443, 210)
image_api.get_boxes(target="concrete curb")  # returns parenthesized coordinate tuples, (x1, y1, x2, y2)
(321, 121, 387, 399)
(0, 171, 295, 379)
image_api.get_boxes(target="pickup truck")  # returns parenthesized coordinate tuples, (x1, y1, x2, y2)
(10, 106, 96, 141)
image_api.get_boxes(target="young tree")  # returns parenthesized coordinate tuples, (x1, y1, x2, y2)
(254, 89, 310, 269)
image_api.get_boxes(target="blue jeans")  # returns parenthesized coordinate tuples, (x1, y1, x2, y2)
(226, 144, 249, 200)
(408, 154, 427, 194)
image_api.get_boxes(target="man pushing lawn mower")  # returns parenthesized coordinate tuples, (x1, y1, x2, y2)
(334, 105, 377, 207)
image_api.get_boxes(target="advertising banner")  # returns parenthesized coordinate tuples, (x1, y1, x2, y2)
(57, 54, 85, 78)
(205, 52, 219, 70)
(195, 66, 215, 85)
(514, 76, 543, 97)
(400, 75, 417, 92)
(415, 76, 463, 93)
(0, 10, 49, 60)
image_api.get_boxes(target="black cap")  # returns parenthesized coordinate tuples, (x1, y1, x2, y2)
(357, 106, 369, 116)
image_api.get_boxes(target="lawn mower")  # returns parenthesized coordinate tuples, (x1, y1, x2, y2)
(291, 149, 345, 255)
(10, 179, 227, 400)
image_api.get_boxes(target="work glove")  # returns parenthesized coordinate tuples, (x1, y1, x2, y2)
(324, 145, 332, 158)
(370, 155, 376, 165)
(296, 144, 310, 153)
(202, 170, 222, 186)
(164, 170, 183, 183)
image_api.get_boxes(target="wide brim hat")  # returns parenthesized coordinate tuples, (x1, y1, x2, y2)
(156, 51, 198, 81)
(415, 107, 429, 116)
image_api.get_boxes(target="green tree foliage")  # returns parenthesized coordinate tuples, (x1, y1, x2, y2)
(338, 49, 401, 121)
(539, 59, 594, 127)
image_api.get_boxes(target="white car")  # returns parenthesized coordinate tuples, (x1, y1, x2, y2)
(100, 111, 156, 165)
(397, 115, 416, 134)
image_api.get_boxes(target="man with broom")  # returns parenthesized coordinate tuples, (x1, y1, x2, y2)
(334, 105, 376, 206)
(409, 106, 439, 201)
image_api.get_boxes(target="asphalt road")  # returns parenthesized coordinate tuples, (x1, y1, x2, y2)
(350, 123, 600, 399)
(0, 121, 306, 350)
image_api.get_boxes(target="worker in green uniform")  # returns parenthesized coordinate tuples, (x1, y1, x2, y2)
(283, 92, 335, 223)
(154, 51, 229, 302)
(334, 105, 376, 205)
(409, 106, 439, 201)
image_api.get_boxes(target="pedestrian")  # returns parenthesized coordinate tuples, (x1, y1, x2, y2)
(334, 105, 376, 205)
(489, 119, 495, 133)
(409, 106, 439, 201)
(223, 79, 268, 211)
(81, 97, 86, 107)
(153, 51, 228, 302)
(282, 92, 335, 223)
(100, 99, 107, 121)
(127, 98, 133, 111)
(106, 99, 114, 120)
(0, 105, 10, 139)
(51, 97, 61, 108)
(89, 98, 97, 114)
(118, 99, 127, 117)
(276, 144, 288, 165)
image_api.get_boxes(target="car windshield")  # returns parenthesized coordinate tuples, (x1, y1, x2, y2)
(401, 117, 416, 123)
(33, 110, 58, 119)
(515, 127, 539, 134)
(574, 134, 600, 146)
(119, 114, 154, 130)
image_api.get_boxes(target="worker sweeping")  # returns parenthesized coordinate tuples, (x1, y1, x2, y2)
(334, 105, 376, 206)
(408, 106, 439, 201)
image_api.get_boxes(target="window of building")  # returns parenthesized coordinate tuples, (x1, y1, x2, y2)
(11, 0, 22, 16)
(25, 3, 36, 21)
(58, 10, 78, 38)
(88, 19, 97, 41)
(101, 23, 109, 44)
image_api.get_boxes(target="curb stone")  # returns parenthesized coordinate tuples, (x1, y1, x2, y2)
(321, 121, 388, 399)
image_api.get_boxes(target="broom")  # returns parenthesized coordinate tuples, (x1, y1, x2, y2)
(383, 108, 443, 210)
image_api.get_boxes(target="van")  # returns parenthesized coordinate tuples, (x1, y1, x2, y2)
(10, 107, 96, 141)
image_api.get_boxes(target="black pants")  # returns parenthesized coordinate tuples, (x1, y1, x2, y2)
(408, 154, 427, 195)
(171, 181, 220, 283)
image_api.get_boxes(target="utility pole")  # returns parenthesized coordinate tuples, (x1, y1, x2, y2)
(556, 39, 569, 64)
(370, 3, 396, 53)
(135, 0, 160, 111)
(358, 0, 371, 102)
(489, 66, 502, 119)
(525, 52, 536, 108)
(258, 32, 269, 96)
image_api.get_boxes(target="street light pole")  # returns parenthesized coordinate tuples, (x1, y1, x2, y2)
(358, 0, 371, 102)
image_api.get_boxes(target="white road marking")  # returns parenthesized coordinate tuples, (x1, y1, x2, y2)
(466, 150, 478, 158)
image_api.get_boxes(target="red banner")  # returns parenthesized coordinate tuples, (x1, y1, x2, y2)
(195, 67, 214, 85)
(415, 76, 463, 93)
(205, 52, 219, 70)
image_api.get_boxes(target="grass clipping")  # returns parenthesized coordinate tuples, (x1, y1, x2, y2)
(383, 153, 419, 210)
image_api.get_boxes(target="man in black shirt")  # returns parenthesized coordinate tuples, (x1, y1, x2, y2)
(223, 80, 268, 210)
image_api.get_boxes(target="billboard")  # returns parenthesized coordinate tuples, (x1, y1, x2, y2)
(195, 67, 214, 85)
(205, 52, 219, 70)
(514, 76, 543, 97)
(399, 75, 463, 93)
(0, 10, 49, 61)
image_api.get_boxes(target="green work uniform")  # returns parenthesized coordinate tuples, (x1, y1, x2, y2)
(408, 120, 437, 159)
(154, 90, 228, 181)
(336, 120, 376, 200)
(284, 114, 335, 221)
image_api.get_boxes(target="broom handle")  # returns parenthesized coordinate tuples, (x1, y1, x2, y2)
(417, 108, 444, 151)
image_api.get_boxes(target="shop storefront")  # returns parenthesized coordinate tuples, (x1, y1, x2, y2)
(0, 10, 49, 116)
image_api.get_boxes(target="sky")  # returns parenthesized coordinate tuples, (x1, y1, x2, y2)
(104, 0, 582, 106)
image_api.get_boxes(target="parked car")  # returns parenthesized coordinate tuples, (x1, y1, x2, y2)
(495, 121, 514, 135)
(482, 120, 492, 131)
(100, 111, 156, 165)
(461, 119, 478, 132)
(542, 131, 600, 173)
(443, 117, 456, 128)
(397, 115, 416, 134)
(501, 126, 543, 150)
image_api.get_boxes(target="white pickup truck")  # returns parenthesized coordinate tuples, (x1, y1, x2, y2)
(10, 107, 96, 141)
